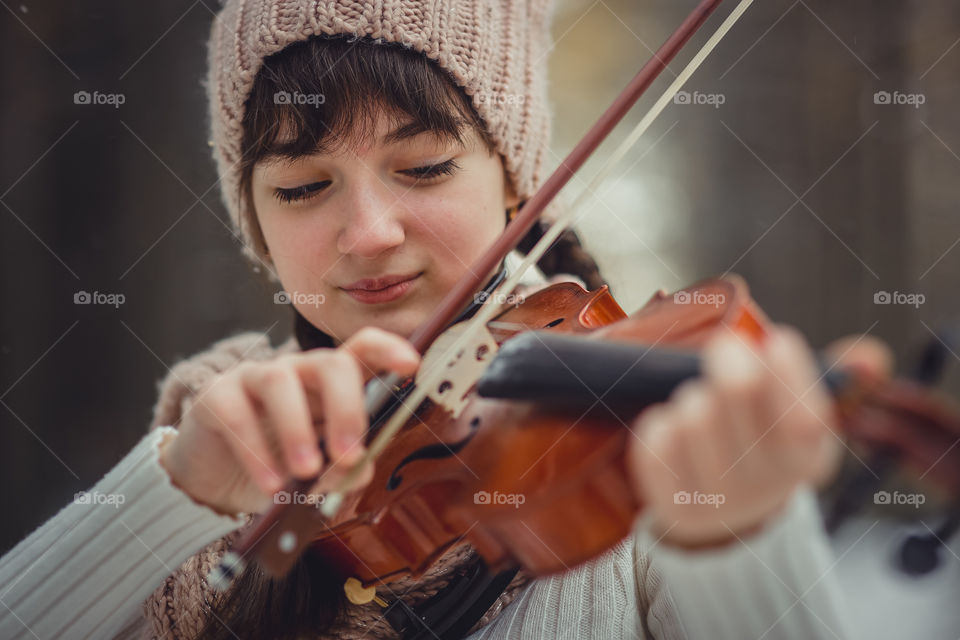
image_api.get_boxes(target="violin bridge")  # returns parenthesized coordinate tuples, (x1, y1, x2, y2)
(418, 321, 498, 418)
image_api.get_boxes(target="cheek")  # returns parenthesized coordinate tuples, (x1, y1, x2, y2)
(409, 178, 506, 272)
(256, 203, 339, 287)
(418, 209, 500, 290)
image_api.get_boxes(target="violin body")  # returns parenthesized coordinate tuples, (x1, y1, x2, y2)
(309, 277, 771, 587)
(236, 274, 960, 593)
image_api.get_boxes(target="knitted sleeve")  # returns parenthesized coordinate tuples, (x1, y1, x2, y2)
(0, 427, 246, 640)
(636, 487, 854, 639)
(138, 331, 300, 639)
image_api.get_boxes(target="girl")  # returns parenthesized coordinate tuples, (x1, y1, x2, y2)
(0, 1, 889, 638)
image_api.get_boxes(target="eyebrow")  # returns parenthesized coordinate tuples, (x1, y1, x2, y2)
(382, 121, 429, 145)
(263, 120, 464, 166)
(382, 120, 463, 146)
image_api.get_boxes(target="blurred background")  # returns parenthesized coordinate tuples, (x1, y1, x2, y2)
(2, 0, 960, 635)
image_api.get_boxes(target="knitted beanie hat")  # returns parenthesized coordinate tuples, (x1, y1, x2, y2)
(206, 0, 557, 270)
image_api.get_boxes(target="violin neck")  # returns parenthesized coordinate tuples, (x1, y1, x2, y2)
(477, 331, 854, 418)
(476, 331, 700, 414)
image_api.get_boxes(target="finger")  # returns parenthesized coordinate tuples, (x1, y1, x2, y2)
(701, 331, 768, 468)
(764, 327, 833, 442)
(631, 405, 691, 497)
(202, 378, 284, 494)
(311, 457, 376, 494)
(242, 363, 321, 480)
(301, 350, 367, 466)
(822, 333, 894, 381)
(763, 327, 839, 480)
(340, 327, 420, 381)
(670, 381, 726, 487)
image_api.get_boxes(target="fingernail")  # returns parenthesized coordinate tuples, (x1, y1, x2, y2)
(677, 386, 709, 422)
(261, 471, 282, 494)
(335, 436, 363, 463)
(767, 329, 797, 361)
(710, 334, 761, 385)
(293, 444, 320, 470)
(399, 345, 420, 365)
(635, 408, 667, 439)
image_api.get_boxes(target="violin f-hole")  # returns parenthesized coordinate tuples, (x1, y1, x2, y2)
(386, 416, 482, 490)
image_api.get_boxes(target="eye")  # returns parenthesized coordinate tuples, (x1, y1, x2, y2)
(400, 158, 461, 182)
(273, 180, 331, 204)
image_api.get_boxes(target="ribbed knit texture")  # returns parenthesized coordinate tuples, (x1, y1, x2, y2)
(206, 0, 555, 269)
(464, 489, 853, 640)
(0, 425, 851, 640)
(0, 324, 853, 640)
(0, 427, 244, 640)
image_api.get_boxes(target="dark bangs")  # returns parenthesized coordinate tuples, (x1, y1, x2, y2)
(237, 35, 496, 251)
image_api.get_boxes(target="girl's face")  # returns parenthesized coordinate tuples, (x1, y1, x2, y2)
(251, 112, 518, 344)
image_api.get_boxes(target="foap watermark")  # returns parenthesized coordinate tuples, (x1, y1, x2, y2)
(674, 290, 725, 308)
(74, 491, 125, 508)
(673, 490, 726, 508)
(474, 290, 524, 306)
(74, 90, 125, 109)
(274, 91, 325, 107)
(874, 490, 925, 509)
(674, 90, 726, 109)
(476, 92, 526, 106)
(275, 290, 326, 307)
(274, 490, 325, 507)
(473, 490, 525, 509)
(874, 290, 925, 309)
(74, 290, 125, 308)
(874, 90, 926, 109)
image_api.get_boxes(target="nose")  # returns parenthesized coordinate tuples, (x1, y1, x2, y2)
(336, 182, 406, 258)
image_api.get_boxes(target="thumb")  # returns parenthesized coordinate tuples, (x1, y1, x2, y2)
(822, 334, 894, 381)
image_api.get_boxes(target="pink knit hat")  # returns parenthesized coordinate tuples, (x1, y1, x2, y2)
(206, 0, 557, 270)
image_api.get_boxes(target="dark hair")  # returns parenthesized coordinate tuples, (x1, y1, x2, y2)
(236, 34, 496, 261)
(199, 34, 605, 639)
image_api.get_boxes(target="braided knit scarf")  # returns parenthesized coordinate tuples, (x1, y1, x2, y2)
(141, 516, 531, 639)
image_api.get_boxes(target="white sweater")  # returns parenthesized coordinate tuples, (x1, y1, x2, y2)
(0, 426, 851, 639)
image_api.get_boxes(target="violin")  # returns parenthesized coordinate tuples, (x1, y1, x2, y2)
(208, 0, 960, 604)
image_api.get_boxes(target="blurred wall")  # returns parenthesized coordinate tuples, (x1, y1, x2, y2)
(2, 0, 960, 552)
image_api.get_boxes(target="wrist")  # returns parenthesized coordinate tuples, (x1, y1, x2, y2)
(157, 431, 189, 496)
(157, 431, 240, 518)
(655, 497, 789, 550)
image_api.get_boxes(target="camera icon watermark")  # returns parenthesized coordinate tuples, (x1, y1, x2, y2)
(873, 90, 925, 109)
(273, 490, 325, 508)
(673, 490, 726, 508)
(73, 90, 126, 109)
(476, 92, 526, 106)
(74, 491, 125, 508)
(873, 290, 925, 309)
(273, 91, 325, 107)
(873, 490, 925, 509)
(74, 290, 125, 308)
(674, 90, 726, 109)
(473, 490, 526, 509)
(274, 290, 326, 307)
(673, 291, 725, 308)
(474, 290, 524, 306)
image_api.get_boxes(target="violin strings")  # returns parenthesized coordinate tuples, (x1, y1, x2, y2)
(321, 0, 755, 518)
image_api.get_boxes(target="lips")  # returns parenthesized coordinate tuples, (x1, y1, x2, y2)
(340, 272, 422, 304)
